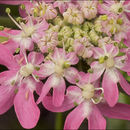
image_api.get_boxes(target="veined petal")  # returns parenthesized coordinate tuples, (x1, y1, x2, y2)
(66, 52, 79, 65)
(93, 47, 104, 59)
(37, 61, 55, 78)
(64, 67, 79, 84)
(14, 85, 40, 129)
(53, 77, 65, 107)
(43, 95, 74, 112)
(64, 103, 86, 130)
(118, 71, 130, 95)
(102, 70, 119, 107)
(98, 103, 130, 121)
(88, 105, 106, 130)
(0, 45, 19, 69)
(0, 85, 16, 114)
(28, 52, 44, 65)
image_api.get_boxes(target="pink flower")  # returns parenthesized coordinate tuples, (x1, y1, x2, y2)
(87, 44, 130, 107)
(98, 0, 130, 16)
(37, 48, 79, 107)
(42, 73, 130, 130)
(0, 45, 44, 128)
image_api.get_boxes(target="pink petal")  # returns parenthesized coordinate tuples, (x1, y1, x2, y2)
(0, 0, 28, 4)
(0, 85, 16, 114)
(98, 103, 130, 120)
(37, 61, 55, 78)
(64, 67, 79, 84)
(0, 70, 18, 84)
(102, 71, 119, 107)
(0, 45, 19, 69)
(105, 44, 119, 56)
(118, 71, 130, 95)
(53, 77, 65, 107)
(14, 86, 40, 129)
(85, 61, 105, 82)
(37, 74, 55, 104)
(93, 47, 104, 59)
(66, 52, 79, 65)
(64, 103, 86, 130)
(42, 95, 74, 112)
(88, 105, 106, 130)
(28, 51, 44, 65)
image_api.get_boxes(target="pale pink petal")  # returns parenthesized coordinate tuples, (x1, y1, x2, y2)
(85, 61, 105, 82)
(0, 70, 18, 84)
(37, 61, 55, 78)
(98, 103, 130, 120)
(0, 85, 16, 114)
(43, 95, 74, 112)
(66, 52, 79, 65)
(64, 103, 86, 130)
(102, 70, 119, 107)
(0, 45, 19, 69)
(93, 47, 104, 59)
(53, 77, 65, 107)
(14, 86, 40, 129)
(64, 67, 79, 84)
(105, 44, 119, 56)
(52, 48, 65, 61)
(118, 72, 130, 95)
(28, 52, 44, 65)
(0, 0, 28, 4)
(88, 105, 106, 130)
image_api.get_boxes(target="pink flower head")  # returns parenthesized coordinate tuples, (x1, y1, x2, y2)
(87, 44, 130, 107)
(0, 45, 44, 128)
(42, 73, 130, 130)
(37, 47, 79, 107)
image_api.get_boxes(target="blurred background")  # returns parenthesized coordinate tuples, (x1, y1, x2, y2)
(0, 4, 130, 130)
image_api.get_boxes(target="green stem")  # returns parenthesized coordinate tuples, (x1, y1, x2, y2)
(55, 112, 63, 130)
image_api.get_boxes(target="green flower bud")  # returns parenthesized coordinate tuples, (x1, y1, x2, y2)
(99, 56, 105, 64)
(82, 22, 93, 32)
(63, 61, 70, 68)
(59, 26, 73, 38)
(53, 16, 64, 26)
(89, 29, 99, 45)
(15, 48, 20, 53)
(100, 15, 108, 21)
(0, 26, 4, 31)
(20, 4, 25, 10)
(5, 8, 11, 14)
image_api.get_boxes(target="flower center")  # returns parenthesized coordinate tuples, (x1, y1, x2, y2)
(20, 63, 34, 77)
(82, 84, 95, 100)
(105, 56, 115, 68)
(110, 3, 123, 14)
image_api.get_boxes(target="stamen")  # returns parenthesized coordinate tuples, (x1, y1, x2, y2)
(5, 8, 22, 30)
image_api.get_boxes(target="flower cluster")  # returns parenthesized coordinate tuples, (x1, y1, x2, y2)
(0, 0, 130, 129)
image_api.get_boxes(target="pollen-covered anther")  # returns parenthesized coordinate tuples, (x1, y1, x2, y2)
(82, 84, 95, 100)
(20, 63, 34, 77)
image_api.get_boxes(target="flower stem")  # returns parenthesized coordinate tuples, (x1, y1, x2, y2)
(55, 112, 63, 130)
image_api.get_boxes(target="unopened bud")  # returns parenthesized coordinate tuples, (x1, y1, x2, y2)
(5, 8, 11, 14)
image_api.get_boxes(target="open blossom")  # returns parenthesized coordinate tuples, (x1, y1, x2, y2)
(42, 73, 130, 130)
(98, 0, 130, 16)
(0, 45, 44, 129)
(79, 1, 97, 20)
(37, 48, 79, 107)
(87, 44, 130, 107)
